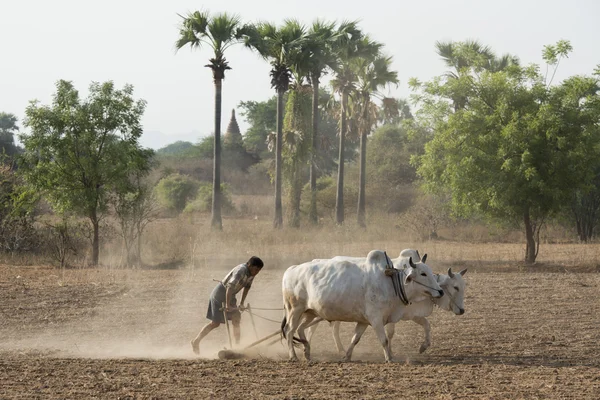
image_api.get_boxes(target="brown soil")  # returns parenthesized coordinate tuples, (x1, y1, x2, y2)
(1, 263, 599, 399)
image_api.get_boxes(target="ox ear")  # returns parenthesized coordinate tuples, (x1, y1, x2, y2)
(447, 268, 455, 278)
(409, 257, 415, 268)
(421, 253, 427, 263)
(459, 268, 468, 276)
(404, 268, 414, 284)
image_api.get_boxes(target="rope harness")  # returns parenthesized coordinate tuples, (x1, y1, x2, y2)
(413, 278, 445, 293)
(384, 251, 409, 305)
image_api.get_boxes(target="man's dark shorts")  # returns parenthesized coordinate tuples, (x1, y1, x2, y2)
(206, 283, 241, 324)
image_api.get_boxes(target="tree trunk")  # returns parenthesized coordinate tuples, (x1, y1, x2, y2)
(91, 213, 99, 266)
(289, 160, 302, 228)
(523, 208, 537, 264)
(211, 79, 223, 230)
(136, 220, 142, 268)
(357, 130, 367, 228)
(309, 76, 319, 225)
(274, 88, 284, 229)
(335, 89, 348, 225)
(573, 191, 600, 242)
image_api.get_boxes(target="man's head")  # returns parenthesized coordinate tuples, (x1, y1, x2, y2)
(247, 256, 264, 276)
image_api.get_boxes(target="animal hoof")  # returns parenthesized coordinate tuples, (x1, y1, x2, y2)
(419, 345, 429, 354)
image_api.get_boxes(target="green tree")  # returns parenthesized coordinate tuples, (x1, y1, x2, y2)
(353, 53, 398, 227)
(0, 112, 20, 157)
(303, 20, 339, 224)
(239, 91, 342, 176)
(367, 124, 418, 187)
(20, 80, 153, 266)
(113, 172, 159, 268)
(330, 26, 379, 224)
(154, 173, 200, 213)
(0, 163, 39, 254)
(176, 10, 248, 230)
(571, 171, 600, 242)
(378, 97, 413, 125)
(243, 20, 307, 228)
(282, 84, 312, 227)
(434, 40, 519, 111)
(414, 41, 600, 263)
(238, 97, 279, 158)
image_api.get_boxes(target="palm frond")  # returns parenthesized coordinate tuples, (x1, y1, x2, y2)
(175, 10, 244, 79)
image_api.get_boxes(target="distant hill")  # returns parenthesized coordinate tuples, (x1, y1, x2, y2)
(141, 130, 204, 150)
(156, 141, 195, 155)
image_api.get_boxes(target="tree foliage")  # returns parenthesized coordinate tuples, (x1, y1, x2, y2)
(20, 80, 154, 265)
(243, 19, 308, 228)
(154, 173, 200, 213)
(239, 97, 280, 158)
(0, 112, 21, 157)
(282, 84, 313, 227)
(413, 40, 600, 263)
(176, 10, 249, 230)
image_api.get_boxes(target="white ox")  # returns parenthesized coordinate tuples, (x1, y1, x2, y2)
(281, 249, 444, 362)
(309, 259, 468, 355)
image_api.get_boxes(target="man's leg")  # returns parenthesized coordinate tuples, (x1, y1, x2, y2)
(231, 312, 242, 344)
(191, 320, 220, 354)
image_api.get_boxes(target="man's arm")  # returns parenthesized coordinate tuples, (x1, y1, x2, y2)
(239, 286, 250, 308)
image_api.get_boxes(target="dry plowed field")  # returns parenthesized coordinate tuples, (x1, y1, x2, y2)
(1, 261, 599, 399)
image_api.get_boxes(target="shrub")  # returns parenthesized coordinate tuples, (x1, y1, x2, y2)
(184, 182, 236, 215)
(154, 174, 200, 213)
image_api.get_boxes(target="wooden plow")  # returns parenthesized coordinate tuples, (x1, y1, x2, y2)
(217, 304, 321, 360)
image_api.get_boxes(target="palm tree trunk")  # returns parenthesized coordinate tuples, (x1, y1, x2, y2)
(357, 130, 367, 228)
(309, 76, 319, 225)
(274, 88, 284, 229)
(211, 79, 223, 230)
(335, 89, 348, 225)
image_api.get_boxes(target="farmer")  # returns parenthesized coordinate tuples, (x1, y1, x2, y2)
(191, 256, 264, 354)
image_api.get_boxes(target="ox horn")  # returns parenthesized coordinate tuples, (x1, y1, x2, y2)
(459, 268, 468, 276)
(409, 257, 415, 268)
(447, 268, 454, 278)
(421, 253, 427, 263)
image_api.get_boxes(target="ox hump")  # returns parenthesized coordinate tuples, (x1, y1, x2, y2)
(366, 250, 389, 268)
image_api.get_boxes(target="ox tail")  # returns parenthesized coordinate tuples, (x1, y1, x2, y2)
(280, 315, 307, 346)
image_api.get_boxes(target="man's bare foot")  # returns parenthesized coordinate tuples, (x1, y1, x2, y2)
(191, 340, 199, 355)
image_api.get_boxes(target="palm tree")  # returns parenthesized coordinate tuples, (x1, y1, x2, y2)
(175, 11, 247, 230)
(244, 20, 307, 229)
(435, 40, 519, 111)
(282, 83, 312, 228)
(378, 97, 412, 125)
(330, 27, 380, 225)
(303, 20, 339, 224)
(353, 53, 398, 227)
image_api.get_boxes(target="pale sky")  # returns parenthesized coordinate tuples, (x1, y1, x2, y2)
(1, 0, 598, 149)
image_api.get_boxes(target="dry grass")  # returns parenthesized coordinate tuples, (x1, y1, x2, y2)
(126, 211, 600, 275)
